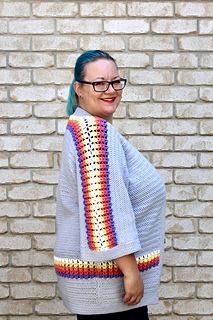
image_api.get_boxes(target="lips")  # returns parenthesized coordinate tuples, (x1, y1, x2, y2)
(101, 97, 116, 102)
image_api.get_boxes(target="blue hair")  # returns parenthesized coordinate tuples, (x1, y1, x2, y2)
(66, 50, 117, 116)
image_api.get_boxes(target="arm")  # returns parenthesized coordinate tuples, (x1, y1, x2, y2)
(114, 254, 144, 306)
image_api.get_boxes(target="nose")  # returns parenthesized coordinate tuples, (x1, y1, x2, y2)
(106, 82, 116, 93)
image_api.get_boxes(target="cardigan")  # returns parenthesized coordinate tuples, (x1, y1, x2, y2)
(54, 107, 166, 315)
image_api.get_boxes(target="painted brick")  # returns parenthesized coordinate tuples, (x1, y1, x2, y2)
(0, 35, 30, 51)
(80, 36, 125, 51)
(9, 19, 54, 34)
(200, 54, 213, 68)
(198, 251, 213, 266)
(113, 119, 150, 135)
(0, 284, 9, 299)
(152, 19, 197, 34)
(166, 186, 196, 201)
(152, 152, 197, 168)
(129, 36, 174, 51)
(32, 169, 60, 184)
(199, 153, 213, 167)
(12, 251, 54, 267)
(199, 218, 213, 233)
(174, 202, 213, 218)
(10, 86, 55, 102)
(179, 36, 213, 51)
(33, 267, 57, 283)
(0, 154, 8, 167)
(175, 103, 213, 118)
(0, 186, 6, 201)
(173, 235, 213, 250)
(177, 71, 213, 85)
(129, 103, 173, 119)
(173, 300, 213, 315)
(0, 70, 30, 85)
(166, 218, 195, 234)
(197, 284, 213, 299)
(11, 284, 55, 299)
(104, 19, 149, 34)
(57, 19, 102, 34)
(153, 87, 198, 102)
(57, 85, 70, 101)
(153, 120, 197, 135)
(200, 87, 213, 102)
(10, 153, 54, 168)
(0, 103, 32, 118)
(175, 136, 213, 151)
(9, 53, 54, 68)
(176, 2, 213, 17)
(0, 169, 30, 184)
(153, 53, 198, 69)
(10, 218, 55, 234)
(56, 53, 81, 68)
(128, 136, 172, 151)
(57, 119, 69, 135)
(33, 202, 56, 218)
(157, 169, 172, 185)
(0, 202, 30, 218)
(0, 218, 7, 233)
(200, 20, 213, 35)
(33, 136, 64, 152)
(0, 53, 6, 67)
(0, 137, 31, 151)
(112, 53, 149, 68)
(32, 36, 77, 51)
(122, 87, 150, 102)
(33, 2, 77, 17)
(199, 186, 213, 201)
(159, 283, 195, 299)
(175, 169, 213, 184)
(11, 119, 55, 135)
(0, 252, 8, 266)
(164, 251, 196, 267)
(130, 70, 174, 85)
(161, 267, 172, 283)
(0, 120, 6, 134)
(33, 235, 56, 250)
(0, 235, 31, 250)
(34, 103, 67, 118)
(0, 301, 32, 316)
(0, 2, 30, 17)
(128, 2, 173, 17)
(200, 120, 213, 135)
(0, 19, 7, 33)
(33, 70, 73, 85)
(148, 300, 172, 315)
(8, 185, 53, 201)
(0, 87, 7, 101)
(80, 2, 126, 17)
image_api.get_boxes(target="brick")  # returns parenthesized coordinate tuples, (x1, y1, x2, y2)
(32, 36, 77, 51)
(174, 202, 213, 218)
(164, 251, 196, 267)
(0, 154, 8, 168)
(166, 218, 195, 234)
(200, 87, 213, 102)
(12, 251, 53, 267)
(0, 87, 7, 101)
(173, 300, 213, 315)
(176, 2, 213, 17)
(152, 317, 195, 320)
(57, 19, 102, 34)
(0, 120, 6, 134)
(199, 153, 213, 168)
(166, 203, 173, 217)
(153, 53, 198, 69)
(11, 284, 55, 299)
(113, 119, 150, 135)
(9, 53, 54, 68)
(10, 317, 54, 320)
(159, 283, 195, 299)
(113, 103, 126, 119)
(81, 2, 126, 17)
(153, 120, 197, 135)
(153, 87, 198, 102)
(10, 218, 55, 234)
(128, 136, 172, 151)
(0, 284, 9, 299)
(199, 186, 213, 201)
(33, 203, 56, 218)
(8, 185, 53, 201)
(0, 235, 31, 250)
(10, 86, 55, 102)
(166, 186, 196, 201)
(157, 169, 172, 185)
(0, 202, 30, 218)
(33, 136, 64, 152)
(11, 153, 54, 168)
(130, 70, 174, 85)
(179, 36, 213, 51)
(200, 120, 213, 135)
(122, 87, 150, 102)
(128, 2, 173, 17)
(56, 53, 80, 68)
(148, 300, 172, 315)
(33, 267, 57, 283)
(199, 218, 213, 233)
(177, 71, 213, 86)
(57, 317, 77, 320)
(200, 20, 213, 35)
(0, 2, 30, 17)
(112, 53, 149, 68)
(10, 120, 55, 135)
(0, 35, 30, 51)
(34, 103, 67, 118)
(161, 267, 172, 282)
(200, 54, 213, 68)
(0, 267, 30, 282)
(0, 218, 7, 233)
(198, 251, 213, 266)
(9, 19, 54, 34)
(175, 169, 213, 184)
(175, 103, 213, 118)
(0, 301, 32, 316)
(175, 136, 213, 151)
(33, 169, 59, 184)
(129, 36, 174, 51)
(104, 19, 149, 34)
(57, 119, 68, 134)
(164, 235, 172, 250)
(0, 103, 32, 118)
(0, 53, 6, 67)
(33, 70, 73, 85)
(152, 152, 197, 168)
(197, 284, 213, 299)
(0, 186, 6, 201)
(0, 19, 7, 33)
(33, 235, 56, 250)
(57, 85, 70, 101)
(80, 36, 125, 51)
(35, 300, 72, 315)
(173, 235, 213, 250)
(0, 252, 8, 266)
(0, 70, 30, 85)
(0, 169, 30, 184)
(152, 19, 197, 34)
(33, 2, 77, 17)
(129, 103, 173, 119)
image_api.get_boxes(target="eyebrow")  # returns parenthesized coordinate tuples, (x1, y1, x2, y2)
(93, 75, 120, 81)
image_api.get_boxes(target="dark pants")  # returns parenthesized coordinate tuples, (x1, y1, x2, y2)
(77, 305, 149, 320)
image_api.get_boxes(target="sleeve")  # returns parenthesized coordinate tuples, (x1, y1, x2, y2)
(67, 116, 141, 262)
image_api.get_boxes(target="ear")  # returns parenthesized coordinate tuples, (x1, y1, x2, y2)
(74, 81, 82, 98)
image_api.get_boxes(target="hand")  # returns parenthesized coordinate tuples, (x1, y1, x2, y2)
(122, 271, 144, 306)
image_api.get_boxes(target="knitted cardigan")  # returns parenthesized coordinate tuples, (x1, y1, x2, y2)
(54, 107, 166, 315)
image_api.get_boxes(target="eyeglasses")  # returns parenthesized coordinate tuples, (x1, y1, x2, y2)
(78, 78, 126, 92)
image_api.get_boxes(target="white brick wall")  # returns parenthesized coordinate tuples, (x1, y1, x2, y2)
(0, 1, 212, 319)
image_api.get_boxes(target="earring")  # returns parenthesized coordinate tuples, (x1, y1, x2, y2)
(79, 95, 81, 98)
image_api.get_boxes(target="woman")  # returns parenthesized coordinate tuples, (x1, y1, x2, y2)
(54, 50, 166, 319)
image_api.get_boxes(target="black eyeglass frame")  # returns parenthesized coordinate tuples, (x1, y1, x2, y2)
(77, 78, 127, 92)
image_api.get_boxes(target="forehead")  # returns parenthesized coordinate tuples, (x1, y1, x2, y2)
(84, 59, 118, 79)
